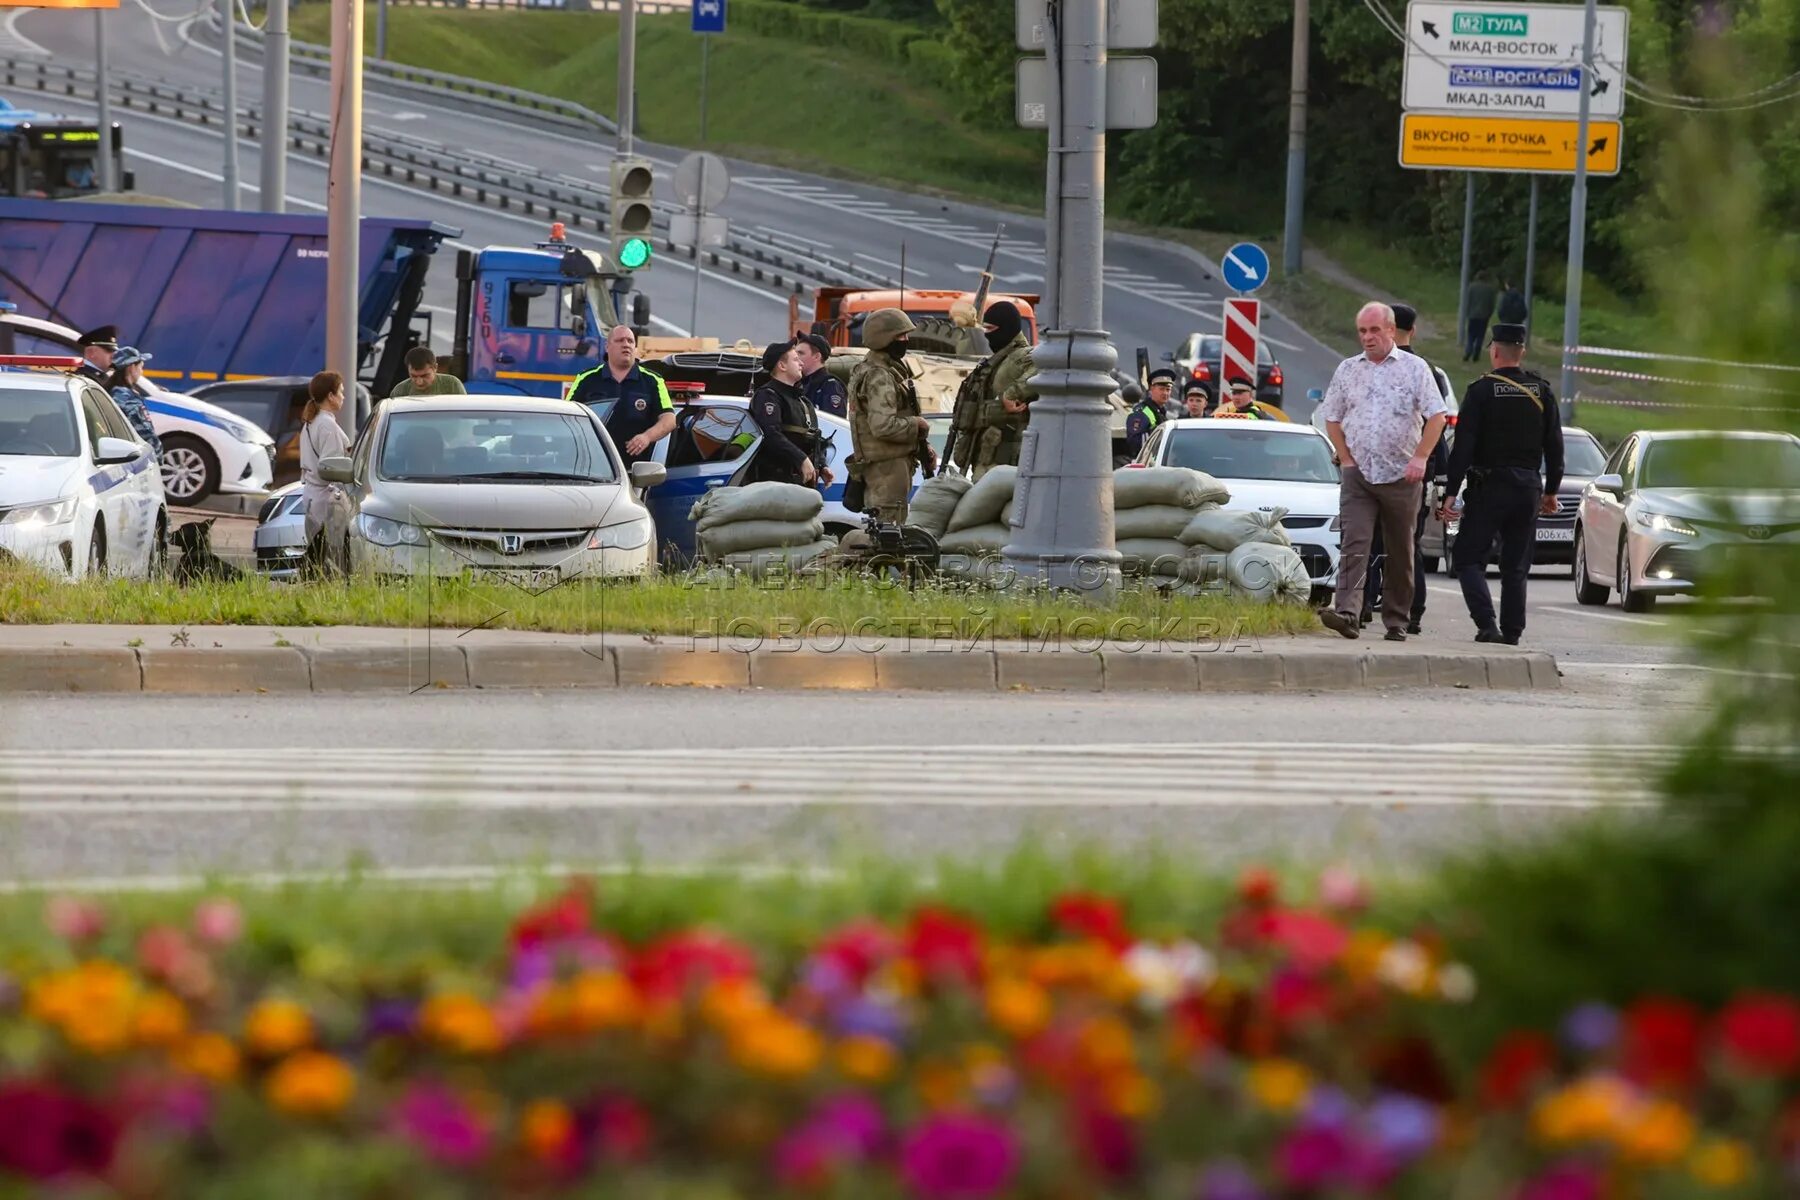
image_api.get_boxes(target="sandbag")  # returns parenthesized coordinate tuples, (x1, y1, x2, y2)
(909, 474, 972, 538)
(691, 482, 823, 530)
(1177, 551, 1232, 586)
(1000, 500, 1014, 527)
(1179, 506, 1293, 551)
(1115, 504, 1208, 541)
(698, 518, 824, 559)
(1166, 577, 1232, 598)
(1113, 465, 1230, 511)
(946, 466, 1017, 532)
(1225, 543, 1312, 603)
(720, 536, 838, 577)
(1114, 538, 1188, 578)
(936, 522, 1010, 556)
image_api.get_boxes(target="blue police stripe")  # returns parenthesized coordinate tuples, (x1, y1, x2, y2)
(144, 398, 238, 433)
(85, 447, 157, 495)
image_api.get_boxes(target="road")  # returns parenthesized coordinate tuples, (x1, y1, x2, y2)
(8, 3, 1348, 416)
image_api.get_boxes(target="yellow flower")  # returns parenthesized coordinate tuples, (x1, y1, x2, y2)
(836, 1035, 899, 1083)
(171, 1032, 242, 1084)
(986, 977, 1052, 1039)
(264, 1050, 355, 1117)
(420, 992, 503, 1055)
(244, 998, 314, 1057)
(1340, 929, 1392, 984)
(730, 1015, 823, 1079)
(131, 989, 191, 1048)
(1245, 1059, 1311, 1113)
(520, 1098, 575, 1162)
(1616, 1098, 1695, 1166)
(1531, 1075, 1634, 1145)
(1689, 1137, 1753, 1188)
(569, 971, 640, 1032)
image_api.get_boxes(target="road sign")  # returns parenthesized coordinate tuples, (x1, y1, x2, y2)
(1402, 1, 1628, 118)
(1016, 56, 1158, 129)
(1220, 242, 1269, 294)
(670, 213, 729, 248)
(673, 151, 730, 211)
(1399, 112, 1622, 175)
(1016, 0, 1156, 51)
(691, 0, 725, 34)
(1220, 298, 1260, 387)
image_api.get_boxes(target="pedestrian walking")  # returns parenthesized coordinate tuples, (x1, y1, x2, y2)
(847, 309, 932, 522)
(568, 325, 676, 469)
(1315, 302, 1449, 642)
(73, 325, 118, 386)
(387, 346, 467, 399)
(1463, 271, 1497, 362)
(1440, 323, 1563, 645)
(1362, 303, 1449, 633)
(1496, 278, 1529, 326)
(793, 332, 847, 419)
(745, 339, 831, 489)
(298, 371, 352, 578)
(103, 347, 162, 456)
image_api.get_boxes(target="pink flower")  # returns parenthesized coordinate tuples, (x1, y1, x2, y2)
(0, 1080, 119, 1179)
(1317, 866, 1369, 912)
(191, 897, 243, 946)
(772, 1095, 886, 1189)
(899, 1114, 1017, 1199)
(1516, 1163, 1601, 1200)
(44, 897, 105, 943)
(1266, 911, 1348, 973)
(392, 1084, 490, 1167)
(1276, 1125, 1353, 1189)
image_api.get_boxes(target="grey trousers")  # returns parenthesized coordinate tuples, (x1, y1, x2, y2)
(1333, 465, 1422, 632)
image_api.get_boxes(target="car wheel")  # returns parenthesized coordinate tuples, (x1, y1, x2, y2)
(1573, 527, 1609, 605)
(160, 435, 221, 506)
(1617, 538, 1654, 612)
(86, 521, 106, 580)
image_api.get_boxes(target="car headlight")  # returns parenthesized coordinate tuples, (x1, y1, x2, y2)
(1, 496, 78, 528)
(219, 418, 266, 445)
(589, 517, 653, 550)
(1327, 515, 1341, 532)
(1639, 511, 1698, 537)
(358, 514, 426, 546)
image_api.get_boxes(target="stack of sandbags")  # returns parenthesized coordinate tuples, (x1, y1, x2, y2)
(936, 465, 1016, 558)
(908, 473, 972, 539)
(689, 482, 837, 574)
(1112, 466, 1231, 579)
(1171, 506, 1310, 602)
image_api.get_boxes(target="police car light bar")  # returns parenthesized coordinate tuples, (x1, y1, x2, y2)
(0, 355, 82, 370)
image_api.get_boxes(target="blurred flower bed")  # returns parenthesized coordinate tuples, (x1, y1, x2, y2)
(0, 870, 1793, 1198)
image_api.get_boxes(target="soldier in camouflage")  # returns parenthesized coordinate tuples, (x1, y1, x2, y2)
(847, 309, 933, 522)
(971, 301, 1038, 479)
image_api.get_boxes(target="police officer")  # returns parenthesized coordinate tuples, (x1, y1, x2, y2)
(1147, 367, 1180, 422)
(1439, 323, 1563, 645)
(1182, 381, 1210, 419)
(1211, 378, 1267, 419)
(793, 332, 846, 419)
(848, 308, 932, 522)
(568, 324, 676, 469)
(746, 339, 832, 489)
(1123, 377, 1165, 459)
(74, 325, 118, 386)
(971, 301, 1037, 478)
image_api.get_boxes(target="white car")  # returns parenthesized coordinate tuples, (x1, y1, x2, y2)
(1134, 417, 1342, 593)
(0, 370, 168, 579)
(0, 313, 276, 506)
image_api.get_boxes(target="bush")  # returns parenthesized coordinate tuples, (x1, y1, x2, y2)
(732, 0, 925, 69)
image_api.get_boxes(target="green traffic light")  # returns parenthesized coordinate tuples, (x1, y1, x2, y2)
(619, 237, 652, 270)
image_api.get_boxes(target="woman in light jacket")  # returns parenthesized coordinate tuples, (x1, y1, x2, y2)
(299, 371, 351, 577)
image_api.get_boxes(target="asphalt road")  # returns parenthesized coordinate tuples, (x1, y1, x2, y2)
(9, 4, 1349, 416)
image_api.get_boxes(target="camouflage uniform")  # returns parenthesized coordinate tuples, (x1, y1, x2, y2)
(848, 311, 924, 523)
(972, 332, 1037, 478)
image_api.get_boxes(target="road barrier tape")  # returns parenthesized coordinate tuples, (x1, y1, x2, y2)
(1566, 363, 1800, 398)
(1564, 346, 1800, 373)
(1573, 392, 1794, 414)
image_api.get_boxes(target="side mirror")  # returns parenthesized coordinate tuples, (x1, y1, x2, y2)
(319, 456, 354, 484)
(629, 461, 667, 490)
(1160, 351, 1175, 362)
(570, 314, 587, 339)
(1592, 473, 1624, 496)
(95, 436, 139, 465)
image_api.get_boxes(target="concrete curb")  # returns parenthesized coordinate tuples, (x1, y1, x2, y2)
(0, 643, 1561, 695)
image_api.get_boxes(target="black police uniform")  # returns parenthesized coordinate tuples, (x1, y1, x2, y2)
(1123, 398, 1163, 460)
(1445, 331, 1564, 643)
(800, 367, 847, 420)
(568, 362, 673, 469)
(745, 378, 826, 487)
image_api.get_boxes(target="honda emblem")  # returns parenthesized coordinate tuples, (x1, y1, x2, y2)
(500, 534, 524, 555)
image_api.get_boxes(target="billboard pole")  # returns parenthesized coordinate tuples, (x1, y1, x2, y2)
(327, 0, 364, 436)
(1559, 0, 1600, 422)
(94, 10, 115, 193)
(220, 0, 240, 210)
(261, 0, 289, 213)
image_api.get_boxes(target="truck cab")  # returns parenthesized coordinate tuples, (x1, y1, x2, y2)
(794, 287, 1040, 355)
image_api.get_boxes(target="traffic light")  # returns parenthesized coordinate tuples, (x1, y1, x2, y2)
(609, 157, 655, 272)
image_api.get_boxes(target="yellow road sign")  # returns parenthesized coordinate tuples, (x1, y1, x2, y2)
(1398, 113, 1622, 175)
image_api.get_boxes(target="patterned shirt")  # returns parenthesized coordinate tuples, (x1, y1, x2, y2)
(1316, 348, 1447, 484)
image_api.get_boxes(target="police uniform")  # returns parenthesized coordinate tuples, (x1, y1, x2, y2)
(1147, 367, 1182, 422)
(1444, 323, 1564, 644)
(1123, 394, 1163, 460)
(747, 341, 827, 487)
(797, 334, 848, 420)
(568, 360, 673, 468)
(74, 324, 118, 385)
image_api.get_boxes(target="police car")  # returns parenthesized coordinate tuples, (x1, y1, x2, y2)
(0, 313, 276, 505)
(0, 368, 167, 579)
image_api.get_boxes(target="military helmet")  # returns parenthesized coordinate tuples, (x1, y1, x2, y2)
(861, 308, 917, 351)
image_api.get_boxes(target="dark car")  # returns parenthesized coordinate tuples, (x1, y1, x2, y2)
(1169, 334, 1284, 408)
(188, 376, 372, 488)
(1419, 426, 1608, 574)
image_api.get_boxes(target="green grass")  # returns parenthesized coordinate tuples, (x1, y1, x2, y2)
(0, 567, 1319, 640)
(291, 5, 1042, 205)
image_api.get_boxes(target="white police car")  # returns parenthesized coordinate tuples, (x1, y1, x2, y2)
(0, 369, 167, 579)
(0, 313, 275, 505)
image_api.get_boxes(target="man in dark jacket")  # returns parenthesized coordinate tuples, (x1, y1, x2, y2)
(746, 340, 831, 488)
(793, 332, 846, 419)
(74, 325, 118, 385)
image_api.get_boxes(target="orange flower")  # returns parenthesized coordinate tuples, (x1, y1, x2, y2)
(836, 1036, 899, 1084)
(1077, 1016, 1137, 1074)
(915, 1057, 964, 1111)
(420, 993, 503, 1055)
(520, 1098, 576, 1162)
(265, 1050, 355, 1117)
(29, 960, 139, 1054)
(1245, 1059, 1311, 1113)
(1616, 1098, 1695, 1165)
(986, 977, 1052, 1040)
(1531, 1075, 1634, 1145)
(730, 1014, 823, 1079)
(1103, 1071, 1160, 1119)
(244, 998, 314, 1057)
(569, 971, 641, 1033)
(172, 1032, 242, 1083)
(702, 979, 772, 1031)
(131, 989, 191, 1048)
(1689, 1137, 1753, 1188)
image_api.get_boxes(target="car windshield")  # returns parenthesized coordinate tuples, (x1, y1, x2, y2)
(0, 387, 79, 457)
(1640, 437, 1800, 490)
(378, 410, 617, 483)
(1166, 426, 1338, 483)
(1564, 433, 1608, 476)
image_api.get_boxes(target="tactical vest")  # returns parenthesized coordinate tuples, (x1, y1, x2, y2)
(848, 352, 920, 466)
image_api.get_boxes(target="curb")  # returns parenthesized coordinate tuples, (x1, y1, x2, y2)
(0, 643, 1561, 696)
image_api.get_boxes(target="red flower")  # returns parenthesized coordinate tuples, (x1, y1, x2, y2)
(1050, 893, 1130, 953)
(1480, 1031, 1554, 1108)
(1072, 1096, 1138, 1182)
(0, 1081, 120, 1180)
(1717, 993, 1800, 1075)
(1269, 968, 1330, 1025)
(816, 919, 897, 990)
(1265, 910, 1348, 973)
(510, 879, 596, 951)
(630, 929, 756, 1001)
(1622, 998, 1704, 1089)
(594, 1097, 651, 1163)
(1237, 866, 1279, 908)
(903, 907, 985, 986)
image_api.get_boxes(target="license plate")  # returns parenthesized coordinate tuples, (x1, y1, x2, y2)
(1536, 527, 1575, 542)
(468, 567, 560, 589)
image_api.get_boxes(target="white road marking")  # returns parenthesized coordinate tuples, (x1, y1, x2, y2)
(1, 7, 49, 55)
(1541, 604, 1669, 627)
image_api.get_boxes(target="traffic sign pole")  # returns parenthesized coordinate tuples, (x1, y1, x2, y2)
(1282, 0, 1308, 276)
(93, 10, 113, 193)
(1455, 173, 1473, 358)
(1560, 0, 1599, 421)
(1523, 175, 1539, 333)
(617, 0, 636, 157)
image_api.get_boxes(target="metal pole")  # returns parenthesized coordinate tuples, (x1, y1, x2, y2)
(689, 162, 705, 335)
(698, 31, 710, 143)
(1002, 0, 1118, 597)
(617, 0, 636, 156)
(93, 11, 115, 193)
(1281, 0, 1309, 276)
(327, 0, 364, 437)
(1560, 0, 1599, 421)
(220, 0, 240, 210)
(261, 0, 289, 212)
(1040, 0, 1062, 331)
(376, 0, 388, 61)
(1455, 173, 1474, 358)
(1523, 174, 1539, 335)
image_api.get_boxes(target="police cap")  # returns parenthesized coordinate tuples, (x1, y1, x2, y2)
(797, 332, 832, 361)
(760, 339, 795, 375)
(1147, 367, 1176, 386)
(1489, 323, 1528, 347)
(77, 325, 119, 350)
(1391, 303, 1418, 332)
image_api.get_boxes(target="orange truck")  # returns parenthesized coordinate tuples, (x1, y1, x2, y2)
(788, 287, 1040, 355)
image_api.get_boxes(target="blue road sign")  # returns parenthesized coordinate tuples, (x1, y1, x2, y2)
(692, 0, 726, 33)
(1221, 242, 1270, 294)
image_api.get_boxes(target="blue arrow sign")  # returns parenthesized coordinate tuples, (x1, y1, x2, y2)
(1221, 242, 1269, 294)
(692, 0, 725, 33)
